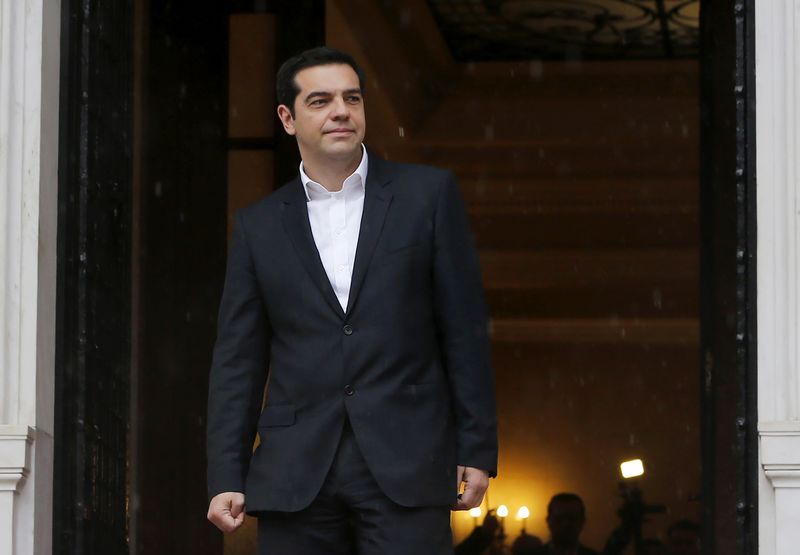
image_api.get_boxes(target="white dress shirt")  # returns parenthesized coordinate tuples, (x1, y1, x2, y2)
(299, 145, 368, 311)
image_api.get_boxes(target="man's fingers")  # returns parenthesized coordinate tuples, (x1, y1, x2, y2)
(233, 510, 246, 528)
(452, 488, 484, 510)
(461, 481, 486, 509)
(230, 496, 245, 518)
(208, 492, 246, 533)
(452, 466, 490, 511)
(230, 496, 246, 528)
(208, 509, 237, 533)
(455, 465, 466, 493)
(218, 515, 239, 533)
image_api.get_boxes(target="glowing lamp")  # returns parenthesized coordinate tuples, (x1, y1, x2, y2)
(497, 504, 509, 518)
(469, 507, 482, 518)
(620, 458, 645, 479)
(517, 505, 530, 533)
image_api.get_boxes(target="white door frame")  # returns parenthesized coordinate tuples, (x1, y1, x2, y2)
(0, 0, 61, 554)
(757, 1, 800, 554)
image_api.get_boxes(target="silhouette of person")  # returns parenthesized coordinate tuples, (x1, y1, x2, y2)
(532, 493, 599, 555)
(455, 513, 501, 555)
(512, 532, 544, 555)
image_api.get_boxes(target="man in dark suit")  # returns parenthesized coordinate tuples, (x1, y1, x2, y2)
(206, 46, 498, 554)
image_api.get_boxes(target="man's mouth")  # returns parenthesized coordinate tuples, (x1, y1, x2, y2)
(325, 128, 354, 135)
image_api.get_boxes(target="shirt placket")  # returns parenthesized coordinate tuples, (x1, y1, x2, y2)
(330, 191, 349, 305)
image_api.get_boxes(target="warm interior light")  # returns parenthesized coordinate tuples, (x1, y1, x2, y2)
(469, 507, 482, 518)
(516, 506, 530, 519)
(620, 458, 645, 478)
(497, 504, 509, 518)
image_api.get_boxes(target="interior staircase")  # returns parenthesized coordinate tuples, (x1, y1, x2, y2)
(328, 0, 701, 543)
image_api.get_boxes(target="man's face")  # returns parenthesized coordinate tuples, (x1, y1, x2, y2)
(278, 63, 365, 162)
(546, 500, 585, 547)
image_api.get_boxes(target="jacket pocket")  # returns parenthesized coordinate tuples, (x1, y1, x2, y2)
(405, 381, 448, 397)
(257, 403, 296, 427)
(381, 240, 424, 255)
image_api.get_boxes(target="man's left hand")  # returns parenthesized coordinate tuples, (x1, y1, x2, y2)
(453, 465, 490, 510)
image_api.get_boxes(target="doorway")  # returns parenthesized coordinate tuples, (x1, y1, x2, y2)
(53, 1, 756, 554)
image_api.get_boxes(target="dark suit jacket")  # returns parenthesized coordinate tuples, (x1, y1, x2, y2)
(206, 152, 498, 514)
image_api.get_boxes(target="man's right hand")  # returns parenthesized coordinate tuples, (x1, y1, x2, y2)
(207, 492, 246, 533)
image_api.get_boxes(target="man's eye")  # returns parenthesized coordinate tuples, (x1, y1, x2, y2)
(310, 99, 327, 106)
(347, 96, 362, 103)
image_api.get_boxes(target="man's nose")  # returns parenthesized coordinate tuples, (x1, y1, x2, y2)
(330, 96, 349, 119)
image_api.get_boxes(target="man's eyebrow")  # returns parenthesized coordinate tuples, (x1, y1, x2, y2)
(303, 88, 363, 102)
(304, 91, 332, 102)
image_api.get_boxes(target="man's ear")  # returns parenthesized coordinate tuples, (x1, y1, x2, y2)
(277, 104, 296, 136)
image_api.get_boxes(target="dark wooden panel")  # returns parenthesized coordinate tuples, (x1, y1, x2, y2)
(698, 0, 758, 553)
(54, 0, 133, 553)
(133, 2, 229, 554)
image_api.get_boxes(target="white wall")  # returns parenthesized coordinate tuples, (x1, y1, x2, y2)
(757, 1, 800, 554)
(0, 0, 61, 553)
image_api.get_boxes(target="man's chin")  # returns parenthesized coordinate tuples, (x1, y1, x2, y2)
(322, 141, 362, 160)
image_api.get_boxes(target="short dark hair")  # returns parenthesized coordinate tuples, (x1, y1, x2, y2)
(547, 493, 586, 518)
(276, 46, 365, 117)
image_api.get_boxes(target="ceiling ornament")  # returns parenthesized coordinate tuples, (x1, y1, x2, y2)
(427, 0, 700, 61)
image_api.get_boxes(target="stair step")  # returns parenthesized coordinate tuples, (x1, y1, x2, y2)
(420, 144, 698, 178)
(419, 96, 698, 148)
(458, 176, 697, 206)
(486, 284, 697, 319)
(469, 209, 698, 249)
(479, 248, 698, 289)
(491, 341, 697, 374)
(489, 317, 699, 345)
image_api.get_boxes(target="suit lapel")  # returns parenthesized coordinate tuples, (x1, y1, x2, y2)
(280, 178, 346, 319)
(346, 155, 393, 316)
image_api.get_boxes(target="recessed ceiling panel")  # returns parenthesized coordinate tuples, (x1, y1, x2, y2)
(427, 0, 700, 61)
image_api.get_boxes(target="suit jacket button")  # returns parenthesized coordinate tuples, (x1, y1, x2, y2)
(342, 324, 353, 336)
(344, 385, 355, 396)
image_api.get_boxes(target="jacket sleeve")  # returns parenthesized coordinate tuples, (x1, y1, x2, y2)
(206, 210, 271, 500)
(432, 170, 499, 477)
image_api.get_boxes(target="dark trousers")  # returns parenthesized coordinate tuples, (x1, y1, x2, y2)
(257, 419, 453, 555)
